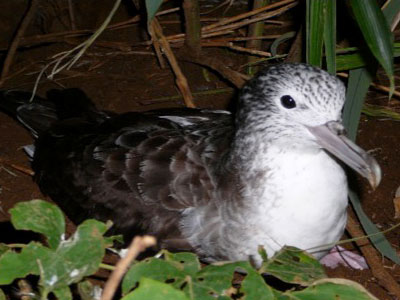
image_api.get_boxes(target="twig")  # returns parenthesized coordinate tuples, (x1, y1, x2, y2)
(100, 236, 156, 300)
(0, 0, 39, 87)
(227, 43, 271, 57)
(182, 50, 248, 88)
(202, 0, 297, 32)
(203, 3, 298, 35)
(346, 215, 400, 298)
(151, 19, 196, 108)
(148, 21, 166, 68)
(0, 158, 34, 176)
(67, 0, 76, 30)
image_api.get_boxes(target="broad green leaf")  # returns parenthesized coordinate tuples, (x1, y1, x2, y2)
(164, 251, 201, 274)
(39, 219, 108, 291)
(145, 0, 163, 23)
(10, 199, 65, 249)
(123, 255, 253, 300)
(350, 0, 394, 96)
(323, 0, 336, 74)
(285, 278, 378, 300)
(306, 0, 325, 66)
(240, 266, 275, 300)
(122, 258, 185, 294)
(192, 262, 249, 299)
(122, 278, 189, 300)
(259, 246, 326, 285)
(53, 286, 72, 300)
(78, 280, 102, 300)
(0, 242, 52, 285)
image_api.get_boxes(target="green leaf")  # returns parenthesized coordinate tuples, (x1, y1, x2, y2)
(286, 278, 379, 300)
(0, 242, 52, 285)
(0, 244, 8, 257)
(122, 278, 190, 300)
(350, 0, 394, 96)
(259, 246, 326, 286)
(193, 262, 249, 299)
(145, 0, 163, 23)
(306, 0, 325, 67)
(39, 219, 108, 291)
(122, 258, 185, 295)
(53, 286, 72, 300)
(342, 68, 374, 140)
(164, 251, 201, 275)
(240, 266, 275, 300)
(10, 200, 65, 249)
(323, 0, 336, 74)
(0, 288, 5, 300)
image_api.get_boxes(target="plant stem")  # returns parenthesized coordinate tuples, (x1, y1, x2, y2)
(183, 0, 202, 55)
(247, 0, 269, 75)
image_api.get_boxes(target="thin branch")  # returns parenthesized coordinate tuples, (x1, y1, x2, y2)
(100, 236, 156, 300)
(0, 0, 39, 87)
(227, 43, 271, 57)
(202, 0, 297, 32)
(67, 0, 76, 30)
(151, 19, 196, 108)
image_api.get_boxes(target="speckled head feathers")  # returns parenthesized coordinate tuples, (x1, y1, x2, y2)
(237, 63, 346, 130)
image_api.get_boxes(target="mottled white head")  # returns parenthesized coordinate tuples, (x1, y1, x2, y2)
(235, 63, 381, 188)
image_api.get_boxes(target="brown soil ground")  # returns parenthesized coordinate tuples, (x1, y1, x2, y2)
(0, 1, 399, 299)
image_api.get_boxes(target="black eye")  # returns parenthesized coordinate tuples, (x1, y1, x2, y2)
(280, 95, 296, 109)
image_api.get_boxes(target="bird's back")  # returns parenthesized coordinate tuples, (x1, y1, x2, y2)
(1, 89, 234, 246)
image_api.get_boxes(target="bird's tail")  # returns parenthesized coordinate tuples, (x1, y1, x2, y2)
(0, 90, 57, 138)
(0, 88, 110, 138)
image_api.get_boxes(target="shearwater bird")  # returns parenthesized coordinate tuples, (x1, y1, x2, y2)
(0, 63, 381, 266)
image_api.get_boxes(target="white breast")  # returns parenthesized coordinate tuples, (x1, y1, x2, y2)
(245, 146, 348, 261)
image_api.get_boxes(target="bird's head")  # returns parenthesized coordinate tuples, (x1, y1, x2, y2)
(237, 63, 381, 189)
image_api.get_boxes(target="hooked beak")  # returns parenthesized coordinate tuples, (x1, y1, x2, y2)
(307, 121, 381, 189)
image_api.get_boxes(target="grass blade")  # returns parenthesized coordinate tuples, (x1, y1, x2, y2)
(324, 0, 336, 74)
(306, 0, 325, 67)
(350, 0, 394, 96)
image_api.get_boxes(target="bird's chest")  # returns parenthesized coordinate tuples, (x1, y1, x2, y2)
(246, 148, 348, 257)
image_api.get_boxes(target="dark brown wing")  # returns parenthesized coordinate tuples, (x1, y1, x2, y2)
(33, 109, 233, 245)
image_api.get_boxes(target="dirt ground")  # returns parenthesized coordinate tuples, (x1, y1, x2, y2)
(0, 1, 399, 299)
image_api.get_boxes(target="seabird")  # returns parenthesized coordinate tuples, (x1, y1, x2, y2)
(0, 63, 381, 266)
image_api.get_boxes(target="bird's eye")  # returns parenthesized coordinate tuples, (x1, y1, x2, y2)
(280, 95, 296, 109)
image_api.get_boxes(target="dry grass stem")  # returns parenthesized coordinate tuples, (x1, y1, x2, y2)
(202, 0, 297, 32)
(148, 22, 166, 68)
(0, 0, 39, 87)
(227, 43, 271, 57)
(100, 236, 156, 300)
(151, 19, 196, 108)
